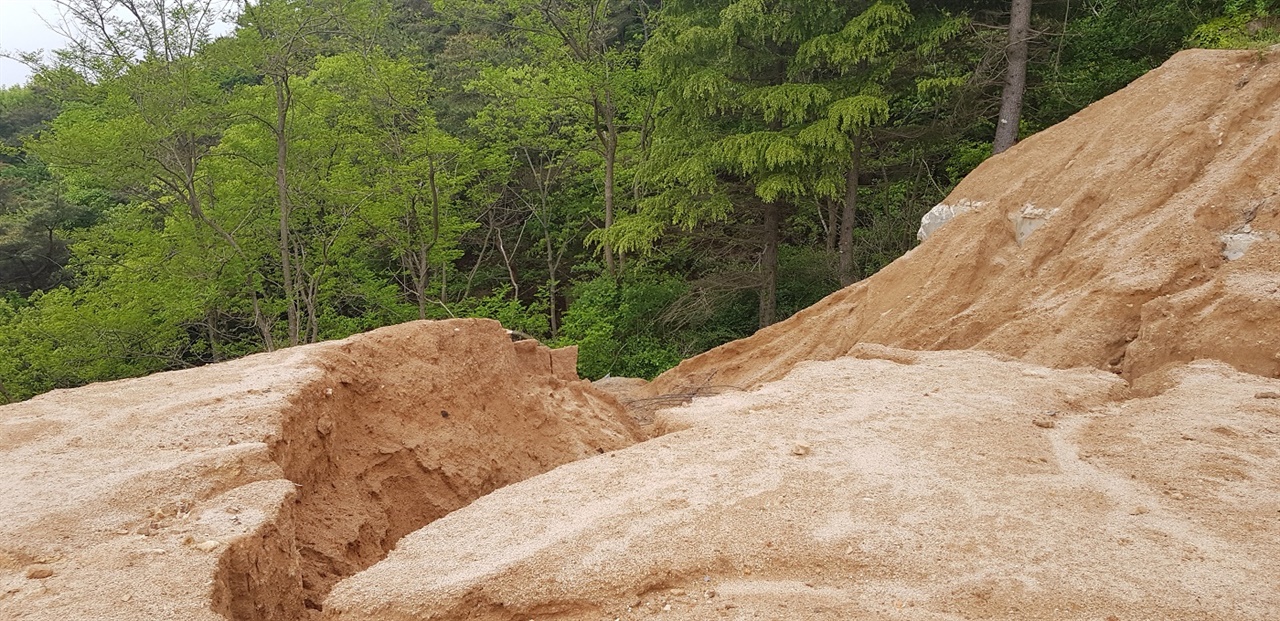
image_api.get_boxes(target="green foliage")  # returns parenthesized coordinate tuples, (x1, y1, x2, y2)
(1190, 1, 1280, 47)
(646, 0, 894, 203)
(552, 273, 684, 379)
(946, 140, 994, 180)
(458, 286, 550, 337)
(0, 0, 1251, 402)
(0, 228, 210, 402)
(1025, 0, 1222, 127)
(774, 244, 840, 317)
(0, 88, 100, 294)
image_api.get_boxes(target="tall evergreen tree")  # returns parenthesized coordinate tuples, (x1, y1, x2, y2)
(628, 0, 963, 325)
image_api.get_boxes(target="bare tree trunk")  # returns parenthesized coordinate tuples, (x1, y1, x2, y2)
(274, 76, 299, 346)
(440, 260, 448, 306)
(994, 0, 1032, 155)
(839, 136, 862, 286)
(404, 154, 444, 320)
(399, 196, 428, 320)
(594, 93, 619, 277)
(415, 262, 428, 320)
(494, 212, 520, 300)
(248, 282, 274, 350)
(758, 200, 780, 329)
(824, 198, 838, 254)
(205, 313, 222, 362)
(545, 230, 559, 336)
(304, 267, 319, 343)
(185, 172, 274, 350)
(603, 125, 617, 276)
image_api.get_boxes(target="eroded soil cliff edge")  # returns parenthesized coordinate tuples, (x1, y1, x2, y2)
(0, 319, 639, 621)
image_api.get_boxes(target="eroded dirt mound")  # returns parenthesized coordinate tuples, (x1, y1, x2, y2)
(650, 48, 1280, 395)
(0, 319, 639, 621)
(322, 349, 1280, 621)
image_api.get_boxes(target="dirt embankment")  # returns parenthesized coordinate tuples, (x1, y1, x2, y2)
(649, 48, 1280, 396)
(0, 319, 639, 621)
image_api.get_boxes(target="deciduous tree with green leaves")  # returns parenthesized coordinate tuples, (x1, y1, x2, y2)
(440, 0, 655, 279)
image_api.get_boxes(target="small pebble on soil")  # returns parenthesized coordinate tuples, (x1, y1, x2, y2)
(25, 566, 54, 579)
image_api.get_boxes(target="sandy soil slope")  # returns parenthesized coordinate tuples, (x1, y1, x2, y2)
(0, 319, 638, 621)
(324, 348, 1280, 621)
(648, 48, 1280, 395)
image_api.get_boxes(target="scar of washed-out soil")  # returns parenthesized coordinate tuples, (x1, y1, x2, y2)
(0, 319, 640, 621)
(6, 45, 1280, 621)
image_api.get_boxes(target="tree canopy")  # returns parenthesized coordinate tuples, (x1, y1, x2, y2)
(0, 0, 1275, 402)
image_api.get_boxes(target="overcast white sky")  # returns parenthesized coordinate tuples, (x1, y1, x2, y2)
(1, 0, 237, 87)
(0, 0, 64, 87)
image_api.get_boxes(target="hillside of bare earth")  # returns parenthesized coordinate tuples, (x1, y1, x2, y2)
(0, 319, 639, 621)
(648, 47, 1280, 396)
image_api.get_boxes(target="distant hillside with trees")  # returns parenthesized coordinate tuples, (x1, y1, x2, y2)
(1, 0, 1276, 402)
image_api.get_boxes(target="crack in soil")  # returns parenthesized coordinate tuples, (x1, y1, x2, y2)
(203, 327, 640, 621)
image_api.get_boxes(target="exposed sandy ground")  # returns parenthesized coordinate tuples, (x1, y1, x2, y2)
(324, 348, 1280, 621)
(6, 47, 1280, 621)
(0, 319, 638, 621)
(649, 48, 1280, 396)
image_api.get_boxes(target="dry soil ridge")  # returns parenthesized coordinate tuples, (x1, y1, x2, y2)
(648, 47, 1280, 396)
(314, 47, 1280, 621)
(0, 319, 639, 621)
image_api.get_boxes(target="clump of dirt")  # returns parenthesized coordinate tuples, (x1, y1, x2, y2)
(0, 319, 638, 621)
(648, 48, 1280, 395)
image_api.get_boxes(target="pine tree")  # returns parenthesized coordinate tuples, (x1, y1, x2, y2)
(623, 0, 963, 327)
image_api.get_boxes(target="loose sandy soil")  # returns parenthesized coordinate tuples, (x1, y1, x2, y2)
(0, 320, 637, 620)
(324, 349, 1280, 621)
(649, 48, 1280, 396)
(4, 47, 1280, 621)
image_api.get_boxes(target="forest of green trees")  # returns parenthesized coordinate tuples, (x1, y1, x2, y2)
(0, 0, 1276, 403)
